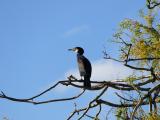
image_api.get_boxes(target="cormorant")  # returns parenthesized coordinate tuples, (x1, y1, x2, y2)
(68, 47, 92, 88)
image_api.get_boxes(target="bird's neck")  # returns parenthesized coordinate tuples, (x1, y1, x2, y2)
(77, 53, 83, 56)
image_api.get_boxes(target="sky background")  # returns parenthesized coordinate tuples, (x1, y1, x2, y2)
(0, 0, 146, 120)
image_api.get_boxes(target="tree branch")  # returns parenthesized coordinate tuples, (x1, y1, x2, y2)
(131, 83, 160, 120)
(147, 0, 160, 9)
(78, 86, 108, 120)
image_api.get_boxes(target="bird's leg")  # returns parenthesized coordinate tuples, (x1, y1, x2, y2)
(80, 76, 85, 89)
(80, 76, 84, 80)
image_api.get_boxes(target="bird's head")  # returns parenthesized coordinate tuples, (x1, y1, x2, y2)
(68, 47, 84, 55)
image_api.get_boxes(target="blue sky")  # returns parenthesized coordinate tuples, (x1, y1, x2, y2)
(0, 0, 146, 120)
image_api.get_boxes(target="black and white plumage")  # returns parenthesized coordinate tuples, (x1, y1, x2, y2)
(68, 47, 92, 88)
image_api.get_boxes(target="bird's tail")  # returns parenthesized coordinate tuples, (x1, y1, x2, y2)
(84, 75, 91, 89)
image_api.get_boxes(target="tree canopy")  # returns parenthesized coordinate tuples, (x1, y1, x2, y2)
(0, 0, 160, 120)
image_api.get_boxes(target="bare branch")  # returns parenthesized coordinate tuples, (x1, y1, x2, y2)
(95, 104, 102, 119)
(96, 97, 160, 108)
(33, 90, 85, 105)
(128, 58, 160, 61)
(28, 80, 67, 100)
(147, 0, 160, 9)
(0, 77, 152, 104)
(78, 86, 108, 120)
(0, 88, 86, 105)
(124, 64, 151, 71)
(67, 103, 99, 120)
(115, 92, 134, 102)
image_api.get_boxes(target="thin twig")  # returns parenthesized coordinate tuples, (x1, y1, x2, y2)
(78, 86, 108, 120)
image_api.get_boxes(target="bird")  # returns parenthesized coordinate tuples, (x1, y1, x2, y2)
(68, 47, 92, 88)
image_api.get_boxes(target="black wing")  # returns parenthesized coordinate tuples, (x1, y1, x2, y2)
(77, 55, 92, 78)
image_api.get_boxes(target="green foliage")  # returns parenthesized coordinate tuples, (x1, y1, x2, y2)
(112, 2, 160, 119)
(123, 75, 137, 83)
(94, 117, 100, 120)
(142, 113, 160, 120)
(116, 107, 128, 120)
(114, 8, 160, 72)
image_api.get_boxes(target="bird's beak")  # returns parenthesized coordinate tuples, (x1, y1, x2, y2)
(68, 48, 73, 51)
(68, 48, 75, 51)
